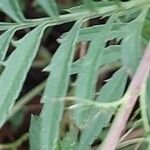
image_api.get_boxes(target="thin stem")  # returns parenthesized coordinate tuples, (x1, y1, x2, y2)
(63, 96, 123, 109)
(117, 138, 144, 149)
(0, 0, 149, 31)
(9, 81, 46, 119)
(0, 133, 28, 150)
(121, 128, 144, 142)
(99, 43, 150, 150)
(140, 83, 150, 133)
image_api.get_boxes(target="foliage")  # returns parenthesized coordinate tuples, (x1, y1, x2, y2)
(0, 0, 150, 150)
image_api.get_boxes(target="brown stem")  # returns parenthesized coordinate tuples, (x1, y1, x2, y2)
(79, 41, 87, 57)
(79, 21, 89, 57)
(99, 43, 150, 150)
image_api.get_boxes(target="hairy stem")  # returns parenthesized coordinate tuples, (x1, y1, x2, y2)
(99, 43, 150, 150)
(9, 81, 46, 119)
(0, 0, 149, 31)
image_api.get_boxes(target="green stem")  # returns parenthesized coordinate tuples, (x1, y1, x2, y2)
(64, 96, 123, 109)
(0, 133, 28, 150)
(32, 47, 51, 68)
(9, 81, 46, 119)
(117, 138, 144, 149)
(140, 82, 150, 134)
(0, 0, 150, 30)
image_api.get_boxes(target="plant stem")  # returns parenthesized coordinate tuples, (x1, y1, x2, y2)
(0, 133, 28, 150)
(64, 96, 123, 109)
(0, 0, 149, 31)
(117, 138, 144, 149)
(9, 81, 46, 119)
(99, 43, 150, 150)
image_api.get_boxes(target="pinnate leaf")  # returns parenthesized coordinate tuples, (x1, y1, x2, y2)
(0, 24, 46, 127)
(73, 16, 114, 128)
(37, 20, 82, 150)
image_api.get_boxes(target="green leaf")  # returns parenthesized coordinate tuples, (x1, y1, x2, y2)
(0, 0, 25, 22)
(0, 28, 15, 61)
(29, 115, 41, 150)
(78, 68, 128, 149)
(121, 10, 147, 74)
(37, 0, 59, 18)
(58, 23, 126, 43)
(73, 16, 114, 128)
(61, 127, 78, 150)
(71, 58, 84, 75)
(97, 68, 127, 103)
(0, 24, 46, 127)
(66, 1, 113, 13)
(38, 20, 82, 150)
(143, 19, 150, 40)
(78, 110, 112, 150)
(82, 0, 95, 11)
(70, 45, 122, 74)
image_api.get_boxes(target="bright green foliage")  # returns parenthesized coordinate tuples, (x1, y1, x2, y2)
(0, 0, 25, 22)
(0, 24, 46, 127)
(37, 0, 59, 18)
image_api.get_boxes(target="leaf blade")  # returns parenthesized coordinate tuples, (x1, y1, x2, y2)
(37, 0, 59, 18)
(38, 20, 82, 150)
(121, 10, 147, 74)
(78, 68, 128, 149)
(0, 28, 15, 61)
(0, 0, 25, 22)
(73, 16, 115, 128)
(0, 24, 46, 127)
